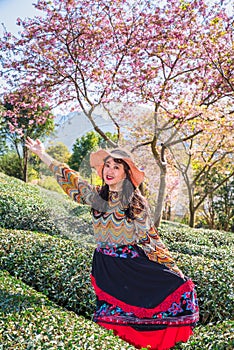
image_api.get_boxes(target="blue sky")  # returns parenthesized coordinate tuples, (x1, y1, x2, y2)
(0, 0, 41, 35)
(1, 0, 233, 35)
(0, 0, 41, 92)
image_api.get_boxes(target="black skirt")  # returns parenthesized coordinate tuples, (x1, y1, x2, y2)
(91, 244, 199, 350)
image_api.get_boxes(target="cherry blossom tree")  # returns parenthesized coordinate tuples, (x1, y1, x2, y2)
(170, 111, 234, 227)
(0, 0, 233, 225)
(0, 90, 54, 181)
(115, 0, 234, 226)
(0, 0, 153, 146)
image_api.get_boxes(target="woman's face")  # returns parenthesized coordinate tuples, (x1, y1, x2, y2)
(103, 157, 126, 190)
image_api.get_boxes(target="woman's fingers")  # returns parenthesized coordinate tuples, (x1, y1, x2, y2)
(25, 137, 39, 151)
(25, 137, 34, 147)
(25, 139, 33, 147)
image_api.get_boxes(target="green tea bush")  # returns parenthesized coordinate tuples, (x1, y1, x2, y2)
(175, 253, 233, 323)
(0, 172, 93, 240)
(174, 321, 234, 350)
(38, 175, 65, 193)
(167, 240, 233, 260)
(1, 172, 233, 348)
(0, 228, 95, 318)
(0, 173, 54, 233)
(159, 221, 234, 247)
(0, 228, 233, 325)
(158, 221, 234, 324)
(1, 270, 233, 350)
(0, 270, 136, 350)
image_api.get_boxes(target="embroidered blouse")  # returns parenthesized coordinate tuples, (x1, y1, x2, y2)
(49, 160, 182, 276)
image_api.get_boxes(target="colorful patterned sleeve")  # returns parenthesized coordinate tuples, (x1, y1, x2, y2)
(49, 160, 97, 206)
(134, 208, 183, 277)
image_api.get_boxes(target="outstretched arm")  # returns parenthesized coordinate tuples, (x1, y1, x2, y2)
(25, 137, 54, 167)
(25, 137, 97, 206)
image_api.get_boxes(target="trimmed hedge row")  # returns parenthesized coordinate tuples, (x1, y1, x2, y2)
(173, 252, 233, 324)
(0, 270, 136, 349)
(1, 270, 233, 350)
(1, 172, 233, 250)
(0, 228, 233, 324)
(0, 228, 95, 318)
(168, 240, 233, 260)
(0, 172, 93, 240)
(174, 321, 234, 350)
(159, 221, 234, 247)
(0, 172, 233, 348)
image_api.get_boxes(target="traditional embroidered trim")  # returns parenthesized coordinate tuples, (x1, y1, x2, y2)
(94, 300, 199, 326)
(96, 243, 140, 258)
(91, 274, 198, 318)
(96, 313, 199, 327)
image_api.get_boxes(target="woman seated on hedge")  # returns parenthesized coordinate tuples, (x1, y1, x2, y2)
(25, 137, 199, 350)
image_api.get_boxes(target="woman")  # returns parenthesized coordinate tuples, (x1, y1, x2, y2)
(25, 137, 199, 350)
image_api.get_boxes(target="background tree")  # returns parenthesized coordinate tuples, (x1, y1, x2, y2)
(68, 131, 118, 178)
(170, 113, 234, 227)
(0, 0, 233, 225)
(0, 90, 54, 182)
(47, 142, 71, 163)
(0, 152, 23, 179)
(199, 170, 234, 232)
(115, 1, 233, 226)
(32, 141, 71, 177)
(68, 131, 101, 176)
(0, 0, 149, 147)
(0, 106, 8, 155)
(200, 8, 234, 106)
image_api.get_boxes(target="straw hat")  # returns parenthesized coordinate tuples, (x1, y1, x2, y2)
(90, 148, 145, 187)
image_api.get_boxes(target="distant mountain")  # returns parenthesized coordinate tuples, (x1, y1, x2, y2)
(49, 110, 115, 150)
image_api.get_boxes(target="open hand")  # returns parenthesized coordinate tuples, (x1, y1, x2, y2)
(25, 137, 45, 156)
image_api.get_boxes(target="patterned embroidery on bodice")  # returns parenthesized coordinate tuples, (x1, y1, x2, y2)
(92, 191, 136, 245)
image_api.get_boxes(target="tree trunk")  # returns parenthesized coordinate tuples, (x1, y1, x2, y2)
(189, 205, 195, 227)
(154, 166, 167, 227)
(180, 168, 196, 228)
(23, 146, 28, 182)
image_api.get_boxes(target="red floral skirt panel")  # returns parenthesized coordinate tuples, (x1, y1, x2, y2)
(91, 244, 199, 350)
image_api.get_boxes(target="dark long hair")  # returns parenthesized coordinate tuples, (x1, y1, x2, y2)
(91, 157, 145, 219)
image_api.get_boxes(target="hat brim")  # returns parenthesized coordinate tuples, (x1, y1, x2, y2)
(90, 149, 144, 187)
